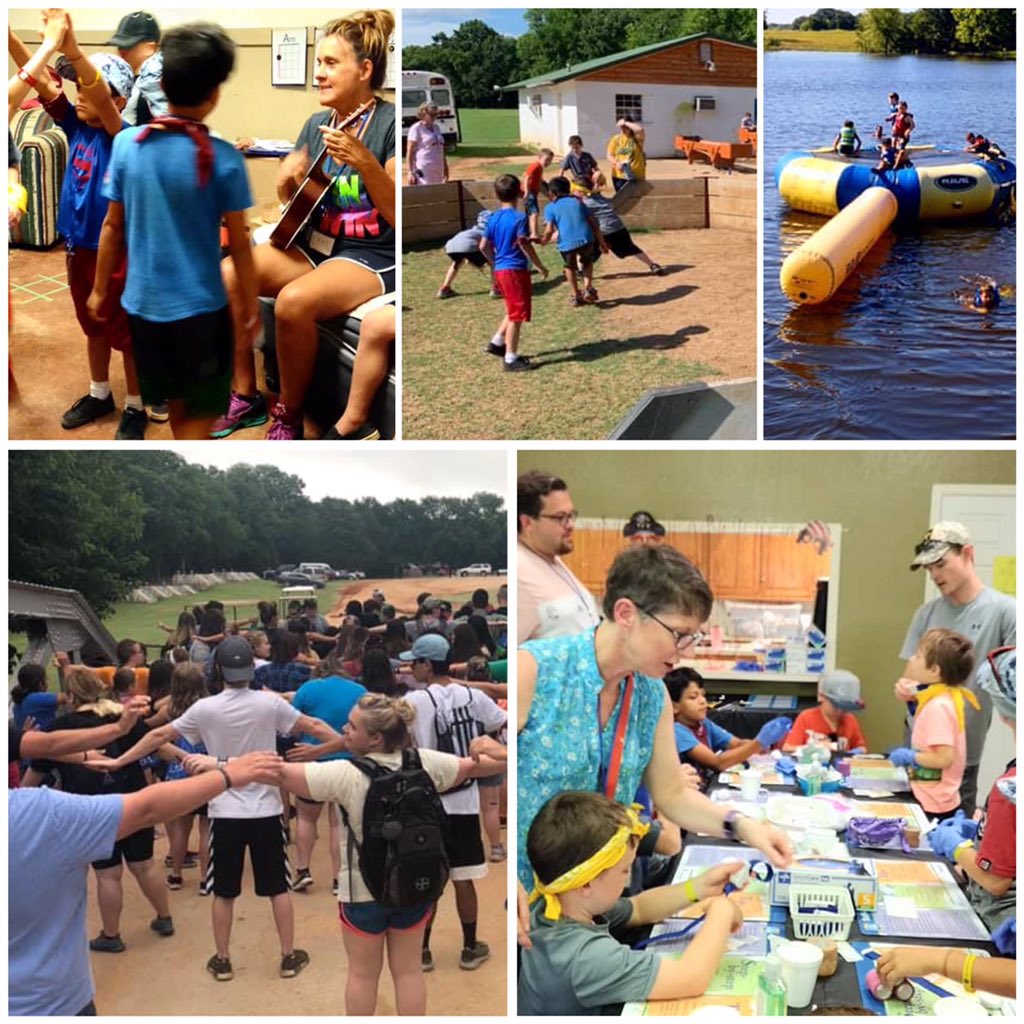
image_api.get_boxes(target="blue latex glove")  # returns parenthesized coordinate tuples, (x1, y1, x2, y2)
(933, 809, 981, 842)
(775, 756, 797, 776)
(928, 823, 971, 862)
(756, 716, 792, 750)
(992, 916, 1016, 956)
(887, 747, 917, 768)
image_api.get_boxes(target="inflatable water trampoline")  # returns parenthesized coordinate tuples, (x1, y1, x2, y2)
(776, 147, 1015, 304)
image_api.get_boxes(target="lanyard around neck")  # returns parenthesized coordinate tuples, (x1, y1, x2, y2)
(599, 673, 635, 799)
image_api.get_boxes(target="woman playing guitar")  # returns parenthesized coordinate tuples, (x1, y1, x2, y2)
(215, 9, 395, 440)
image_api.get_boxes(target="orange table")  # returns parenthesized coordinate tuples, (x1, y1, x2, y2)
(674, 136, 754, 170)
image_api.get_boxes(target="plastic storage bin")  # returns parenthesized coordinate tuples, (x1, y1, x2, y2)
(789, 884, 855, 940)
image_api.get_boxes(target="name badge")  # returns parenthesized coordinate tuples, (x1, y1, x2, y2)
(309, 230, 334, 255)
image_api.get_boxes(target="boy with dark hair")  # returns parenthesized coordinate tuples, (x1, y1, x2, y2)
(12, 10, 146, 438)
(520, 791, 745, 1014)
(542, 176, 607, 307)
(89, 21, 259, 440)
(479, 173, 547, 372)
(889, 628, 978, 819)
(560, 135, 603, 191)
(573, 181, 663, 275)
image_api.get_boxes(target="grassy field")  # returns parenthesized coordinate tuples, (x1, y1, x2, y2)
(452, 108, 533, 160)
(401, 243, 718, 439)
(765, 29, 859, 51)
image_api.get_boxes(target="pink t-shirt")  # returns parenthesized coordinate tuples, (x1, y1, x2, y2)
(910, 693, 965, 813)
(408, 121, 445, 184)
(517, 542, 599, 644)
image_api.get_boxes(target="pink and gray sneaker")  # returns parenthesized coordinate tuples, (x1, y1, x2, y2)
(209, 391, 268, 438)
(267, 402, 304, 440)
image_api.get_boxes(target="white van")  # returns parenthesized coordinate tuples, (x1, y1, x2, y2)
(402, 70, 460, 149)
(296, 562, 332, 581)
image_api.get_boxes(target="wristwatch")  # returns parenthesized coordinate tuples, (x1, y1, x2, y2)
(217, 756, 228, 767)
(722, 809, 747, 840)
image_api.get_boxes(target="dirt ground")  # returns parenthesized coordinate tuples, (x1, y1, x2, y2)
(328, 576, 508, 620)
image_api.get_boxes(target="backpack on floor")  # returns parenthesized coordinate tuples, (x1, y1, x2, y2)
(338, 748, 451, 907)
(426, 686, 484, 792)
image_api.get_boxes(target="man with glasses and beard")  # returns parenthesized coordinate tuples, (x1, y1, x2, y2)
(517, 471, 599, 644)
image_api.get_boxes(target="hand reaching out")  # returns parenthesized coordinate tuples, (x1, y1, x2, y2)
(40, 8, 68, 50)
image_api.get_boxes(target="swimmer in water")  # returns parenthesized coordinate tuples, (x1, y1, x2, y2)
(956, 276, 1012, 314)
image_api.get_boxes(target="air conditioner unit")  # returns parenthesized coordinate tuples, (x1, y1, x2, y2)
(695, 96, 716, 111)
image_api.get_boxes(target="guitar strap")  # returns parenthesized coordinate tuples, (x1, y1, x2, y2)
(317, 101, 377, 184)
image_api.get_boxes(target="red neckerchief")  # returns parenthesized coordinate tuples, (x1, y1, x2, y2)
(135, 115, 213, 187)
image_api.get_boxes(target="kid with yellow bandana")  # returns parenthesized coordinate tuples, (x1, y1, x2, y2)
(519, 791, 745, 1015)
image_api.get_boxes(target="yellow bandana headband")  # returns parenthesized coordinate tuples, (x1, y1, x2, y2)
(916, 683, 981, 732)
(529, 807, 650, 921)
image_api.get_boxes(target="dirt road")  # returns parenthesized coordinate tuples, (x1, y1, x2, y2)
(329, 575, 508, 619)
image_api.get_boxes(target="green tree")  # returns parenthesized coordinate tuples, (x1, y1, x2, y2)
(908, 9, 956, 54)
(516, 9, 638, 77)
(857, 8, 911, 53)
(952, 8, 1015, 52)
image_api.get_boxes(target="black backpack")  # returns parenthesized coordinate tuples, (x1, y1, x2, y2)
(426, 686, 484, 792)
(338, 748, 451, 908)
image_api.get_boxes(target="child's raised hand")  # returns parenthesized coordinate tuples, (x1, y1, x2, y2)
(40, 8, 68, 49)
(694, 860, 746, 900)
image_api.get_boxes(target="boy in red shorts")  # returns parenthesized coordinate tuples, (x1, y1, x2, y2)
(14, 10, 145, 438)
(479, 174, 547, 373)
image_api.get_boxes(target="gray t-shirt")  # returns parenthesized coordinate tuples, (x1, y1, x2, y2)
(899, 586, 1016, 765)
(518, 898, 660, 1015)
(580, 192, 624, 235)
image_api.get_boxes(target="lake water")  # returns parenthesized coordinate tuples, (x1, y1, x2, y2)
(763, 52, 1016, 439)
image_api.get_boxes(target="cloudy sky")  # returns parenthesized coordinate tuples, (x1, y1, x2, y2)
(180, 449, 508, 503)
(403, 9, 528, 46)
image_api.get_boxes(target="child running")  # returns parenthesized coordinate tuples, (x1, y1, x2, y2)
(889, 628, 978, 820)
(574, 182, 664, 275)
(523, 147, 554, 238)
(89, 21, 259, 440)
(519, 791, 745, 1014)
(14, 10, 146, 439)
(542, 176, 608, 307)
(479, 173, 548, 372)
(437, 211, 493, 299)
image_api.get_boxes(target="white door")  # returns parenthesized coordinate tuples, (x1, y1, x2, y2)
(928, 484, 1016, 802)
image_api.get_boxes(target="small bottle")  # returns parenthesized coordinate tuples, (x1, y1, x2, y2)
(756, 952, 787, 1016)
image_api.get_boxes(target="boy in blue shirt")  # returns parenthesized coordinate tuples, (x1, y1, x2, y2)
(14, 11, 146, 438)
(542, 175, 608, 307)
(479, 174, 548, 372)
(89, 22, 259, 439)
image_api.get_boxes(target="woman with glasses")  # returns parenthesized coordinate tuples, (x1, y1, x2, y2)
(516, 543, 794, 946)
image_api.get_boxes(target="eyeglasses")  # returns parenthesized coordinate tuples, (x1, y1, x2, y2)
(638, 606, 704, 650)
(537, 510, 579, 526)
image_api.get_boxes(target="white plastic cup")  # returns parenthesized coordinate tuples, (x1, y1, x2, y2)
(739, 768, 760, 802)
(778, 940, 824, 1008)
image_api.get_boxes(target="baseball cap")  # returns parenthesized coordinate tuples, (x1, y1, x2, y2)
(372, 588, 385, 600)
(421, 597, 441, 613)
(107, 11, 160, 47)
(818, 669, 865, 713)
(215, 636, 255, 683)
(59, 53, 136, 98)
(623, 510, 665, 539)
(399, 633, 450, 662)
(910, 521, 971, 570)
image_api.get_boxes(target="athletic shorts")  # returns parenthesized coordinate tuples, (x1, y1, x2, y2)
(66, 246, 131, 351)
(493, 269, 531, 322)
(524, 193, 540, 216)
(209, 815, 290, 899)
(127, 305, 232, 413)
(838, 144, 857, 156)
(560, 241, 597, 270)
(92, 826, 155, 870)
(339, 900, 433, 936)
(447, 812, 487, 881)
(604, 227, 642, 260)
(448, 250, 487, 269)
(295, 242, 396, 295)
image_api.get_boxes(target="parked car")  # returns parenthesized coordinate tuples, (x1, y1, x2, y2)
(262, 563, 296, 580)
(456, 563, 492, 577)
(278, 571, 325, 589)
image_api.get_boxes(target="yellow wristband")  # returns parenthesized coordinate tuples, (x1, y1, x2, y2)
(961, 953, 977, 994)
(9, 183, 28, 213)
(79, 70, 102, 90)
(683, 878, 699, 903)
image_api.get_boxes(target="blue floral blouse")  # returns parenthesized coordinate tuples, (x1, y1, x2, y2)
(517, 628, 666, 888)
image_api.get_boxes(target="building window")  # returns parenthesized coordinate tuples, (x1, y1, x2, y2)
(699, 40, 713, 64)
(615, 94, 643, 123)
(529, 93, 543, 117)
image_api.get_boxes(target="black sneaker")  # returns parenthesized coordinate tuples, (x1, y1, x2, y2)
(292, 868, 313, 891)
(484, 341, 506, 357)
(280, 949, 310, 978)
(650, 263, 665, 276)
(207, 954, 234, 981)
(321, 422, 381, 441)
(330, 879, 338, 897)
(166, 874, 184, 891)
(62, 393, 115, 429)
(150, 915, 174, 937)
(459, 941, 491, 970)
(503, 356, 533, 373)
(90, 932, 126, 953)
(115, 406, 149, 440)
(421, 948, 434, 973)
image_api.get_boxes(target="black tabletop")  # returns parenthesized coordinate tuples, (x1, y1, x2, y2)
(708, 698, 818, 740)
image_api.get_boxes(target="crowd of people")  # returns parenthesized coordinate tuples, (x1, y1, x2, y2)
(9, 586, 509, 1015)
(8, 8, 395, 442)
(515, 468, 1017, 1013)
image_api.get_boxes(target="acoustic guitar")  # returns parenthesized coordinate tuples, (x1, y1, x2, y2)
(270, 98, 376, 251)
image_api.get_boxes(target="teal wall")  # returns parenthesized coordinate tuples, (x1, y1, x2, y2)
(518, 450, 1015, 750)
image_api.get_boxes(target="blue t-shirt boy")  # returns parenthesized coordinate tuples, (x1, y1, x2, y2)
(484, 207, 530, 270)
(103, 128, 252, 322)
(12, 692, 59, 732)
(544, 196, 595, 252)
(291, 676, 367, 761)
(674, 719, 735, 757)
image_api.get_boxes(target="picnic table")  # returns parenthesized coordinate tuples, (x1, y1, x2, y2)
(739, 126, 758, 153)
(674, 135, 755, 170)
